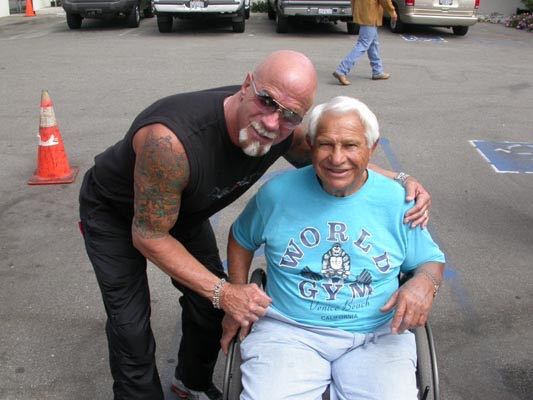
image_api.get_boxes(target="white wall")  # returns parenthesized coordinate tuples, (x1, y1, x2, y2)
(478, 0, 524, 16)
(0, 0, 10, 17)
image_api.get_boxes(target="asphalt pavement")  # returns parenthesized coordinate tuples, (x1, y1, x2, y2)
(0, 10, 532, 400)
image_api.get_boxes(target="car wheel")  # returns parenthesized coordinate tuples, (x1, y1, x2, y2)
(452, 26, 469, 36)
(244, 0, 250, 20)
(267, 2, 275, 20)
(66, 13, 82, 29)
(127, 3, 141, 28)
(157, 14, 173, 32)
(389, 4, 405, 33)
(144, 3, 154, 18)
(232, 13, 245, 33)
(347, 22, 359, 35)
(276, 13, 288, 33)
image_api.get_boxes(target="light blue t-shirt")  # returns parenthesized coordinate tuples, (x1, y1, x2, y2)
(232, 166, 445, 333)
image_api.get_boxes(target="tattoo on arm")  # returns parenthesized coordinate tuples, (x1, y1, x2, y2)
(133, 130, 189, 239)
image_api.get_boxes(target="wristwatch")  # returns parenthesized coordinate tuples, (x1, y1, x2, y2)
(394, 172, 410, 187)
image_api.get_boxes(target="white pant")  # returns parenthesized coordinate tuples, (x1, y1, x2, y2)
(239, 308, 417, 400)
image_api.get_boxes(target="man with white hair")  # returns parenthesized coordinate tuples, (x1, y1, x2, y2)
(80, 50, 431, 399)
(222, 96, 445, 400)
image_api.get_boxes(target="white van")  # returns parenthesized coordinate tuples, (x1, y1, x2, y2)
(389, 0, 479, 36)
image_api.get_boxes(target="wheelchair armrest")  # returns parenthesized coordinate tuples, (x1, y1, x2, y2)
(250, 268, 266, 288)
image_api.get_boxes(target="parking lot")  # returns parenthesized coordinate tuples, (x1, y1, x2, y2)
(0, 9, 532, 400)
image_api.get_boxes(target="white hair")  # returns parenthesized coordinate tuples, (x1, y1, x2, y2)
(307, 96, 380, 148)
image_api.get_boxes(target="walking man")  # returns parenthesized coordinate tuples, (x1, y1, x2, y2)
(333, 0, 397, 85)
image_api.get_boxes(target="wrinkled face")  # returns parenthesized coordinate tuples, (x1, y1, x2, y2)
(237, 74, 310, 157)
(311, 111, 377, 197)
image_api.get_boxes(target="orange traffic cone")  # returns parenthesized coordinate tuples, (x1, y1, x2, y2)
(28, 90, 79, 185)
(25, 0, 36, 17)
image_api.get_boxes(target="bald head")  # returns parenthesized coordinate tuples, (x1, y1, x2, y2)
(253, 50, 317, 115)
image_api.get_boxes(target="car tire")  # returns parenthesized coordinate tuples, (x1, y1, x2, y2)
(66, 13, 82, 29)
(347, 22, 359, 35)
(389, 5, 405, 33)
(157, 14, 173, 32)
(144, 4, 154, 18)
(276, 13, 288, 33)
(452, 26, 469, 36)
(127, 3, 141, 28)
(267, 2, 275, 20)
(232, 13, 245, 33)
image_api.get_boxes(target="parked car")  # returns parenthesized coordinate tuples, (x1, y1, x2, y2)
(388, 0, 479, 36)
(267, 0, 354, 34)
(153, 0, 249, 33)
(62, 0, 153, 29)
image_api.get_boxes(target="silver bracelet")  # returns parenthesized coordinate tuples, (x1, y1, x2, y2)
(212, 278, 227, 309)
(417, 270, 440, 297)
(394, 172, 410, 187)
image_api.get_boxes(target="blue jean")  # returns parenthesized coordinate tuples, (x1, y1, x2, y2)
(239, 308, 417, 400)
(336, 25, 384, 77)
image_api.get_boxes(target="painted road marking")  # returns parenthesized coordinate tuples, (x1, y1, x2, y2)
(401, 34, 447, 43)
(470, 140, 533, 173)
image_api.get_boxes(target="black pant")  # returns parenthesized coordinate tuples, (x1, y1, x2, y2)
(80, 195, 225, 399)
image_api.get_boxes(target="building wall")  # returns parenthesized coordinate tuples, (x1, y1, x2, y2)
(478, 0, 524, 16)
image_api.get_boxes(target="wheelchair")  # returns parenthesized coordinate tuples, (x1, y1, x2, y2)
(222, 269, 440, 400)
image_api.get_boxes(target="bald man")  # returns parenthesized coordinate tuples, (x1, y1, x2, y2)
(79, 50, 431, 400)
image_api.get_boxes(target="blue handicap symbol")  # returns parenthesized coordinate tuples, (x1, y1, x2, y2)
(470, 140, 533, 173)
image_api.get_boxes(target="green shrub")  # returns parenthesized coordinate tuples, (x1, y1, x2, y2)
(522, 0, 533, 11)
(252, 1, 269, 13)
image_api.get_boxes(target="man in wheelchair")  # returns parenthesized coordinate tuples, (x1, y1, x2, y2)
(220, 96, 445, 400)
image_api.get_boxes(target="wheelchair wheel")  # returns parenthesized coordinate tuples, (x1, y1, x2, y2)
(222, 269, 265, 400)
(222, 337, 243, 400)
(414, 323, 440, 400)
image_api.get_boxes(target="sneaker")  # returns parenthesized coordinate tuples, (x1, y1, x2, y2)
(371, 72, 391, 80)
(171, 377, 222, 400)
(332, 71, 351, 86)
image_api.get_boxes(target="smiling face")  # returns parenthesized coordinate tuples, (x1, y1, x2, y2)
(311, 111, 377, 197)
(230, 51, 317, 157)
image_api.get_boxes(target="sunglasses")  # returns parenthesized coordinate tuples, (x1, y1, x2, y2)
(249, 74, 303, 126)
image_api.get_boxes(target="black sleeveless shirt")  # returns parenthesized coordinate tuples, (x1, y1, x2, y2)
(80, 86, 294, 232)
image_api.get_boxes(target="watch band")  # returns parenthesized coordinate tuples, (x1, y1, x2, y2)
(394, 172, 410, 187)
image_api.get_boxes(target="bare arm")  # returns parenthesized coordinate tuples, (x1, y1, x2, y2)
(132, 124, 270, 325)
(380, 262, 445, 334)
(220, 231, 272, 354)
(282, 124, 312, 168)
(131, 124, 222, 299)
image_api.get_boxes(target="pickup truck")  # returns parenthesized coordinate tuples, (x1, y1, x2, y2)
(267, 0, 355, 33)
(62, 0, 153, 29)
(153, 0, 250, 33)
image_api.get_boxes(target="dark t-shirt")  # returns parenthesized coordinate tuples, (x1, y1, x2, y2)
(79, 86, 294, 232)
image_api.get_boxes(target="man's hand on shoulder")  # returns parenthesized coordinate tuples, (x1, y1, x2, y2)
(402, 175, 431, 228)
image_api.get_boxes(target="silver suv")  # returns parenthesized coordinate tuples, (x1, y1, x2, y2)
(389, 0, 479, 36)
(153, 0, 249, 33)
